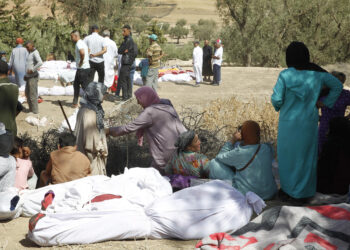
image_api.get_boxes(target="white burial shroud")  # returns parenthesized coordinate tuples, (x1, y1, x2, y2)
(0, 167, 265, 246)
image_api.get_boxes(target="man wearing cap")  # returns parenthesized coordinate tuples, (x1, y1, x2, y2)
(212, 39, 223, 86)
(84, 25, 107, 83)
(146, 34, 163, 91)
(24, 41, 43, 114)
(192, 41, 203, 86)
(0, 60, 19, 136)
(8, 38, 28, 87)
(118, 24, 136, 100)
(102, 30, 118, 88)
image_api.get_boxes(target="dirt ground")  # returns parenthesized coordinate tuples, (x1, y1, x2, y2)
(2, 64, 349, 249)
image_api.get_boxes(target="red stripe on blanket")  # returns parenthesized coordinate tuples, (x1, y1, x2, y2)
(304, 232, 337, 250)
(209, 232, 236, 241)
(264, 243, 275, 250)
(91, 194, 122, 203)
(308, 205, 350, 221)
(239, 236, 258, 248)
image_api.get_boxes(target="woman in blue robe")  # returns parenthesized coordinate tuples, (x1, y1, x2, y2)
(209, 121, 277, 200)
(271, 41, 343, 200)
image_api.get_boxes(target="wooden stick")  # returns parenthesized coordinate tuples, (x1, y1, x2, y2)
(58, 100, 73, 134)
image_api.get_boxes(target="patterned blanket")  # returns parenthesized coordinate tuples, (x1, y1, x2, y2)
(196, 204, 350, 249)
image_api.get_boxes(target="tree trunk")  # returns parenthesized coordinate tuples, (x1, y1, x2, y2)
(243, 52, 251, 67)
(177, 37, 180, 44)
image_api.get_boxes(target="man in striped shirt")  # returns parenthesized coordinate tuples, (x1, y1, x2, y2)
(146, 34, 164, 91)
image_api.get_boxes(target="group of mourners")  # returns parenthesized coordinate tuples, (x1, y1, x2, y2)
(1, 33, 350, 203)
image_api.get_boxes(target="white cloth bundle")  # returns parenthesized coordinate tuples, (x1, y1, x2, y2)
(27, 174, 265, 246)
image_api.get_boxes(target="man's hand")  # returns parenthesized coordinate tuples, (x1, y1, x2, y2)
(124, 49, 128, 53)
(90, 54, 95, 58)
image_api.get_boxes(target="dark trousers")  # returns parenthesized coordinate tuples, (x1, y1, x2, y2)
(118, 64, 132, 99)
(89, 61, 105, 83)
(73, 68, 92, 105)
(213, 64, 221, 84)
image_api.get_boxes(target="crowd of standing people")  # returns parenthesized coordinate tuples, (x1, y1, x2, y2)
(0, 20, 349, 206)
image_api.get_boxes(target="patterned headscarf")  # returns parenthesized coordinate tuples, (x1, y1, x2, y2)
(134, 86, 160, 108)
(175, 130, 196, 154)
(0, 123, 14, 157)
(80, 82, 107, 131)
(241, 121, 260, 145)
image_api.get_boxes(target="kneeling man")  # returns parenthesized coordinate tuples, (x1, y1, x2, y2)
(40, 133, 91, 187)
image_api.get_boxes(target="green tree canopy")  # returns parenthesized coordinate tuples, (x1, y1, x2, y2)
(169, 19, 189, 44)
(191, 19, 217, 41)
(217, 0, 350, 66)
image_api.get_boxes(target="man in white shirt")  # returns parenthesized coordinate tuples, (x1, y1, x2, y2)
(84, 25, 107, 83)
(102, 30, 118, 88)
(212, 39, 223, 86)
(192, 41, 203, 87)
(71, 30, 92, 107)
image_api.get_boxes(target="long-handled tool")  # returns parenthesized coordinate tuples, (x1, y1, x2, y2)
(58, 100, 73, 134)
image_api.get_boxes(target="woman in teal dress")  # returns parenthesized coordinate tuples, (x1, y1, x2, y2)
(271, 41, 343, 200)
(209, 121, 277, 200)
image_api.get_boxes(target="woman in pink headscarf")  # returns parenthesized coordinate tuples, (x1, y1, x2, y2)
(106, 86, 187, 173)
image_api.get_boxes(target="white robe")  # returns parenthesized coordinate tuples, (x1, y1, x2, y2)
(193, 46, 203, 83)
(103, 37, 118, 87)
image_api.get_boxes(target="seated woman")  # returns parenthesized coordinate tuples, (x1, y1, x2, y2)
(107, 86, 186, 173)
(209, 121, 277, 200)
(165, 130, 210, 178)
(0, 123, 16, 192)
(40, 132, 91, 187)
(75, 82, 108, 175)
(11, 137, 36, 190)
(318, 71, 350, 153)
(317, 117, 350, 195)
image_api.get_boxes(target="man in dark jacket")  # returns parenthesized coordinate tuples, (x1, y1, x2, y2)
(118, 24, 135, 101)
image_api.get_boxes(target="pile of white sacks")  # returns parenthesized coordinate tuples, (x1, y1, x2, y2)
(0, 168, 265, 246)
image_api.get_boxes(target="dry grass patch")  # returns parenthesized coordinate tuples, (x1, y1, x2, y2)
(202, 96, 279, 147)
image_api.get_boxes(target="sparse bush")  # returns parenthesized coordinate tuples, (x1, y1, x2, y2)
(161, 22, 170, 34)
(19, 129, 60, 176)
(169, 19, 189, 44)
(23, 96, 279, 177)
(202, 96, 279, 149)
(191, 19, 217, 41)
(162, 42, 193, 61)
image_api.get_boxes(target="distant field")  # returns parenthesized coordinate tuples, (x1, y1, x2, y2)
(11, 0, 220, 25)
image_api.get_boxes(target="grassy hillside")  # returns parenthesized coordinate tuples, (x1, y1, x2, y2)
(12, 0, 220, 25)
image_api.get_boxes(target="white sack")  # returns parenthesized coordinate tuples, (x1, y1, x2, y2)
(159, 73, 192, 83)
(0, 188, 21, 220)
(28, 178, 265, 246)
(147, 180, 265, 240)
